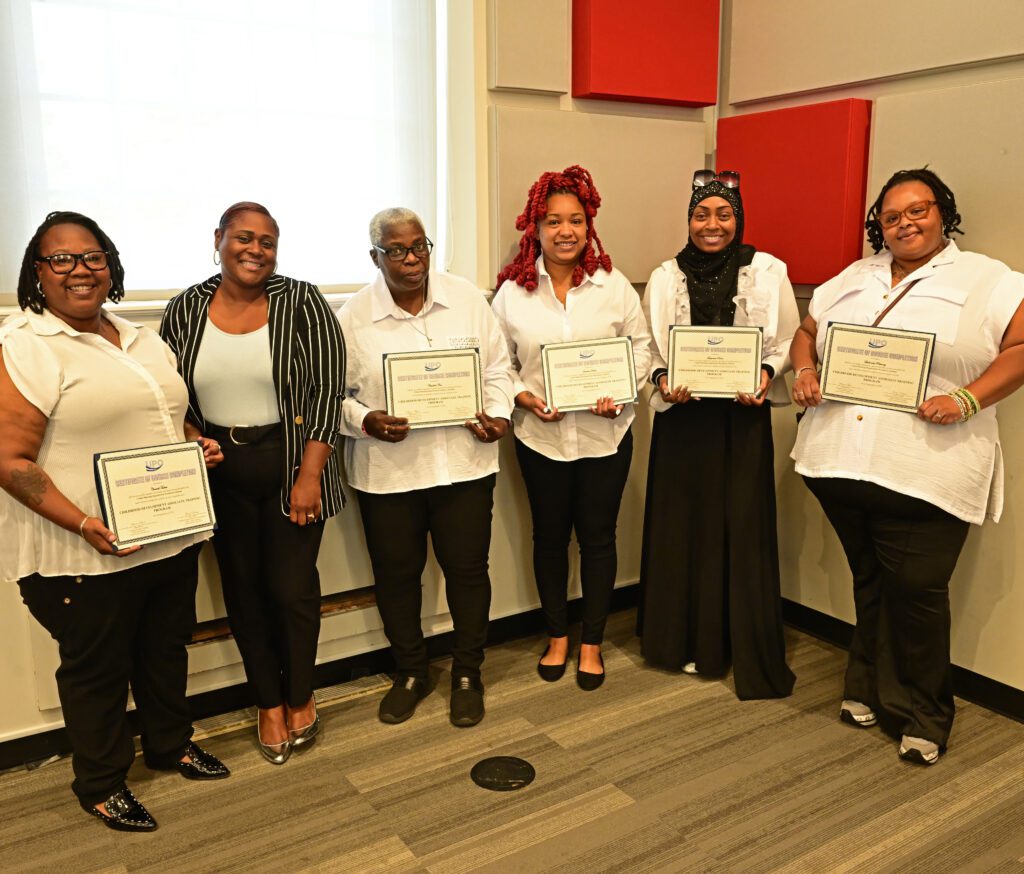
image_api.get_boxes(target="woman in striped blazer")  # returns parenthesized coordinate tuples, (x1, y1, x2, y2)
(160, 202, 345, 765)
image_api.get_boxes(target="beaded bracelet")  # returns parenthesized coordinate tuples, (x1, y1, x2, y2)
(948, 388, 980, 422)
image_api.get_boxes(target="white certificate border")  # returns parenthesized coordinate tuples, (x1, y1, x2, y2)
(666, 325, 763, 398)
(94, 441, 216, 548)
(540, 336, 638, 414)
(382, 348, 484, 429)
(820, 322, 935, 413)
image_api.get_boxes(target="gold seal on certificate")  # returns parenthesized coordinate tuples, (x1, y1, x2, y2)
(667, 326, 763, 397)
(94, 441, 216, 549)
(819, 322, 935, 413)
(540, 337, 638, 413)
(384, 348, 484, 429)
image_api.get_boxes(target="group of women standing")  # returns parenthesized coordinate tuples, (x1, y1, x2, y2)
(2, 163, 1022, 831)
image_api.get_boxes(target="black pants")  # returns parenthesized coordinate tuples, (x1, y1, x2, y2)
(356, 474, 495, 680)
(515, 430, 633, 644)
(804, 477, 970, 747)
(19, 546, 201, 806)
(208, 425, 324, 709)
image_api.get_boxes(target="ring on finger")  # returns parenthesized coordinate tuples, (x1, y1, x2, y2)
(933, 413, 942, 422)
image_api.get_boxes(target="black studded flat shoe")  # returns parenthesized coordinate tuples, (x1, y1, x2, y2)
(82, 787, 157, 832)
(146, 741, 230, 780)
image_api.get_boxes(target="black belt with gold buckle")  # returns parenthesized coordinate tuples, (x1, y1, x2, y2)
(206, 422, 281, 447)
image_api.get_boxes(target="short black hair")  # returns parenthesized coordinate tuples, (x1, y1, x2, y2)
(218, 201, 280, 236)
(18, 211, 126, 313)
(864, 167, 964, 253)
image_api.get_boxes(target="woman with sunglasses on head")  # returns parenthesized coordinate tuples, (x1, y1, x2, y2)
(0, 212, 230, 832)
(161, 202, 345, 765)
(791, 168, 1024, 765)
(638, 170, 798, 700)
(492, 165, 651, 690)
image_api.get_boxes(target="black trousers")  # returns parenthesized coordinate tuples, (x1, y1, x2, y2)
(804, 477, 970, 747)
(19, 545, 201, 806)
(208, 425, 324, 709)
(515, 430, 633, 644)
(356, 474, 495, 680)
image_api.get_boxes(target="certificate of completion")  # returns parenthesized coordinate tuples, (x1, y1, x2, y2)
(383, 348, 484, 428)
(540, 337, 638, 413)
(94, 441, 216, 549)
(667, 326, 763, 397)
(820, 322, 935, 413)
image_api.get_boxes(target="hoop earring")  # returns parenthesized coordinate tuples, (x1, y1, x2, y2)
(213, 250, 221, 266)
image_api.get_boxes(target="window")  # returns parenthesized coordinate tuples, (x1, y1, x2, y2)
(1, 0, 440, 294)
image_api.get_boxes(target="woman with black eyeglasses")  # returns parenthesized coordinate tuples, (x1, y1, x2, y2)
(338, 207, 514, 728)
(790, 168, 1024, 765)
(161, 202, 345, 765)
(637, 171, 798, 700)
(0, 212, 229, 832)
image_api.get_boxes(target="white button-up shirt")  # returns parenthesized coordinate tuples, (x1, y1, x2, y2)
(792, 242, 1024, 524)
(0, 308, 210, 580)
(491, 260, 652, 462)
(338, 270, 515, 494)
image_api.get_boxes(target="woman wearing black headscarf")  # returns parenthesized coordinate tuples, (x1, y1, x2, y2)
(637, 171, 798, 699)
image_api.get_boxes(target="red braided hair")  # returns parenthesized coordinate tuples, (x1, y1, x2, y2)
(496, 164, 613, 291)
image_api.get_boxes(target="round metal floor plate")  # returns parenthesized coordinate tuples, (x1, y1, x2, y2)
(470, 756, 536, 791)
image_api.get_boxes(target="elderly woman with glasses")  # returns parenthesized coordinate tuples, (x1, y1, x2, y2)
(790, 167, 1024, 765)
(161, 202, 345, 765)
(638, 170, 798, 700)
(338, 207, 514, 728)
(0, 212, 229, 832)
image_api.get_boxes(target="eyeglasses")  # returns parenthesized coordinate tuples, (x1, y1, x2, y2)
(36, 251, 109, 274)
(373, 238, 433, 262)
(878, 200, 937, 228)
(693, 170, 740, 190)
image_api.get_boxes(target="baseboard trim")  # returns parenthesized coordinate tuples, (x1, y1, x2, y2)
(0, 586, 640, 771)
(7, 588, 1019, 770)
(781, 597, 1024, 724)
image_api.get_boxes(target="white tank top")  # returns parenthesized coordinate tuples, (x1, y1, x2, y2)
(192, 318, 280, 426)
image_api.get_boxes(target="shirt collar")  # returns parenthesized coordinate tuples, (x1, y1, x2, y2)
(24, 307, 141, 348)
(368, 270, 449, 322)
(868, 238, 961, 277)
(535, 256, 605, 290)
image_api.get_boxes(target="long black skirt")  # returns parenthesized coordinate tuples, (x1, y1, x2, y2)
(637, 399, 795, 699)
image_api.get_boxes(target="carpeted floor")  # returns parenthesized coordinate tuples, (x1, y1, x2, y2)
(3, 609, 1024, 873)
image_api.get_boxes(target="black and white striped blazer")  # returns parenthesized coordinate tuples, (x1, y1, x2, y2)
(160, 273, 346, 518)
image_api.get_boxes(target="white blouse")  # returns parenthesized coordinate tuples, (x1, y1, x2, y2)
(643, 251, 799, 410)
(792, 242, 1024, 524)
(0, 309, 211, 580)
(338, 270, 516, 494)
(491, 260, 652, 462)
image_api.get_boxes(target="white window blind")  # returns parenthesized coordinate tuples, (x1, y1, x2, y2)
(0, 0, 438, 293)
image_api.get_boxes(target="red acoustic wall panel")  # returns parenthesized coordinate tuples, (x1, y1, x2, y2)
(572, 0, 719, 107)
(716, 99, 872, 285)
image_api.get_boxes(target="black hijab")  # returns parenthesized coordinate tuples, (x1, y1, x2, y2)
(675, 181, 756, 326)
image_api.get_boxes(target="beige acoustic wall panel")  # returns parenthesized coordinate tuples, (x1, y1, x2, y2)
(488, 0, 569, 94)
(490, 106, 706, 283)
(729, 0, 1024, 104)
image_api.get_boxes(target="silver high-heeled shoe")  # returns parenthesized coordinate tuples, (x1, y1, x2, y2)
(289, 700, 320, 748)
(257, 724, 291, 765)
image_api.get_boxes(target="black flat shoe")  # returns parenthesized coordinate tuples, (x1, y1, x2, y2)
(536, 646, 568, 682)
(82, 787, 157, 832)
(450, 676, 484, 727)
(576, 651, 605, 691)
(146, 741, 230, 780)
(379, 676, 429, 724)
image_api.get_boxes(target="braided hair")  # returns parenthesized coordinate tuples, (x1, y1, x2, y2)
(496, 165, 612, 291)
(865, 167, 964, 253)
(17, 211, 125, 314)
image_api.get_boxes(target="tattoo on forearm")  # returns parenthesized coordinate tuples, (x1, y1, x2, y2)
(9, 464, 49, 508)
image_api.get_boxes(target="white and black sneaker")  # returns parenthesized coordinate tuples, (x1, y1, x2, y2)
(839, 699, 878, 728)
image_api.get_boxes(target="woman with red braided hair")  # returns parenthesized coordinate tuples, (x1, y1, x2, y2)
(492, 165, 651, 690)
